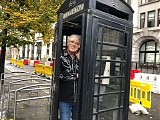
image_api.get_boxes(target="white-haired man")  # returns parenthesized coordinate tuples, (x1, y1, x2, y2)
(59, 34, 81, 120)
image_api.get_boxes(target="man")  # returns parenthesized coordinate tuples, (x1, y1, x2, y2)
(59, 34, 81, 120)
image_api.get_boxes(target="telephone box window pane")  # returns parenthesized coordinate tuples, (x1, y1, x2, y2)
(119, 109, 124, 120)
(102, 27, 123, 45)
(98, 94, 120, 110)
(94, 78, 100, 94)
(63, 36, 67, 47)
(96, 44, 102, 59)
(97, 109, 119, 120)
(120, 93, 124, 106)
(99, 78, 121, 92)
(93, 97, 98, 111)
(96, 61, 124, 77)
(95, 60, 106, 76)
(121, 78, 125, 91)
(102, 45, 124, 61)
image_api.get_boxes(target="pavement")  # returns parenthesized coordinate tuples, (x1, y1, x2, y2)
(4, 60, 35, 73)
(3, 60, 160, 120)
(1, 60, 50, 120)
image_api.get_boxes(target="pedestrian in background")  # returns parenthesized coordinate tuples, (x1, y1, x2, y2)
(59, 34, 81, 120)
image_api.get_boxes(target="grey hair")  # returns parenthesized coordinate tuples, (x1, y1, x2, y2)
(68, 34, 81, 42)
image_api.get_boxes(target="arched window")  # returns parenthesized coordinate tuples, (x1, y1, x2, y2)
(139, 40, 159, 64)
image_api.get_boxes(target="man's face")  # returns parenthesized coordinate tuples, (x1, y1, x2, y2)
(67, 37, 80, 54)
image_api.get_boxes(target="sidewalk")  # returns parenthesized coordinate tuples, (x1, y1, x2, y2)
(3, 60, 50, 120)
(5, 60, 35, 73)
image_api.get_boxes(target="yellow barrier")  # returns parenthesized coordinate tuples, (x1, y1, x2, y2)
(34, 64, 53, 79)
(34, 64, 44, 75)
(130, 80, 152, 108)
(10, 58, 15, 65)
(15, 60, 24, 68)
(44, 66, 53, 78)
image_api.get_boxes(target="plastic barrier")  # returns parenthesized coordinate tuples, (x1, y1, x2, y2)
(15, 60, 24, 68)
(10, 58, 15, 65)
(34, 60, 40, 66)
(23, 59, 29, 65)
(44, 66, 53, 78)
(135, 73, 160, 94)
(130, 80, 152, 108)
(130, 69, 141, 80)
(34, 64, 44, 75)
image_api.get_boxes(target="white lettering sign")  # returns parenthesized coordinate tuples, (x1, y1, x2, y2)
(63, 3, 84, 19)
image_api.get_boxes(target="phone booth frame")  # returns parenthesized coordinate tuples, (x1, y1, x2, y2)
(50, 0, 134, 120)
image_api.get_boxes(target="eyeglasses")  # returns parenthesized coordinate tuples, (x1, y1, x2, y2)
(69, 40, 80, 46)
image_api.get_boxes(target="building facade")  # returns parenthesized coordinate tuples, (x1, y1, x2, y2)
(126, 0, 160, 66)
(6, 33, 53, 61)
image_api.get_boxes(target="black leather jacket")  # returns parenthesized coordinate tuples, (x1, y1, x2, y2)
(59, 50, 79, 102)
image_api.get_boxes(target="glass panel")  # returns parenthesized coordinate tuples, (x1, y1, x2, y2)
(102, 28, 123, 45)
(146, 41, 155, 51)
(146, 53, 155, 63)
(156, 44, 159, 51)
(97, 27, 103, 42)
(98, 109, 119, 120)
(141, 0, 146, 4)
(102, 77, 121, 91)
(158, 9, 160, 27)
(140, 13, 145, 29)
(96, 61, 123, 77)
(148, 0, 155, 2)
(94, 79, 100, 94)
(121, 78, 125, 91)
(95, 60, 108, 76)
(96, 44, 102, 59)
(156, 53, 159, 63)
(126, 0, 131, 5)
(95, 62, 125, 79)
(148, 11, 155, 27)
(98, 94, 120, 110)
(102, 45, 123, 61)
(120, 93, 124, 107)
(63, 36, 67, 46)
(93, 97, 98, 112)
(139, 53, 144, 63)
(140, 43, 145, 51)
(119, 109, 124, 120)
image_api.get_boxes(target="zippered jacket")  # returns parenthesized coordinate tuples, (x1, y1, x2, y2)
(59, 50, 79, 102)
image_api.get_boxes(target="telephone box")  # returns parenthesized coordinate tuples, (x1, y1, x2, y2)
(50, 0, 133, 120)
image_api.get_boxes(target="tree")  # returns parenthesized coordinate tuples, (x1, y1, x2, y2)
(0, 0, 64, 79)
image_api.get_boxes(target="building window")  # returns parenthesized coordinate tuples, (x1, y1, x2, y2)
(126, 0, 131, 5)
(140, 13, 145, 29)
(139, 40, 159, 64)
(147, 0, 155, 3)
(141, 0, 146, 4)
(147, 11, 155, 27)
(158, 9, 160, 26)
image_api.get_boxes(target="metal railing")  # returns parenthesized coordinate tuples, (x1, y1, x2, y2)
(131, 62, 160, 74)
(0, 72, 51, 120)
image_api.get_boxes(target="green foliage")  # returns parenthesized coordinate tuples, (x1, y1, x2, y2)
(0, 0, 64, 47)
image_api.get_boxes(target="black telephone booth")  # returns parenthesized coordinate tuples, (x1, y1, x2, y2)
(50, 0, 134, 120)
